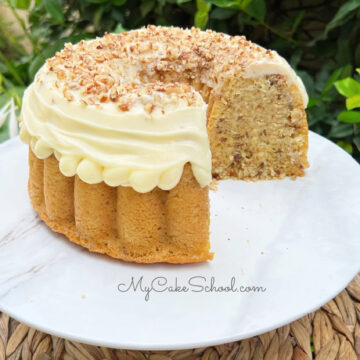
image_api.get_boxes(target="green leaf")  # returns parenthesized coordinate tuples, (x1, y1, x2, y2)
(290, 48, 302, 69)
(355, 43, 360, 67)
(338, 110, 360, 123)
(297, 70, 315, 97)
(210, 8, 236, 20)
(337, 140, 353, 154)
(28, 55, 45, 81)
(114, 23, 126, 33)
(10, 0, 31, 9)
(0, 116, 9, 143)
(197, 0, 212, 11)
(93, 6, 105, 31)
(205, 0, 234, 8)
(195, 0, 212, 29)
(322, 65, 352, 95)
(306, 103, 326, 126)
(110, 8, 124, 23)
(325, 0, 360, 34)
(44, 0, 64, 23)
(336, 39, 352, 66)
(0, 95, 10, 142)
(329, 122, 354, 138)
(353, 135, 360, 152)
(0, 53, 25, 86)
(307, 97, 319, 109)
(140, 0, 155, 17)
(346, 94, 360, 110)
(8, 86, 25, 107)
(111, 0, 127, 5)
(85, 0, 107, 3)
(246, 0, 266, 22)
(206, 0, 252, 10)
(356, 68, 360, 75)
(194, 11, 209, 29)
(290, 10, 305, 35)
(335, 77, 360, 98)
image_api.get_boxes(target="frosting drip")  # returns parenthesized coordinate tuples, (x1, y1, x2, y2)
(20, 67, 212, 193)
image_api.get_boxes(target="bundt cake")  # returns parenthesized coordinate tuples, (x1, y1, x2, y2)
(19, 25, 309, 263)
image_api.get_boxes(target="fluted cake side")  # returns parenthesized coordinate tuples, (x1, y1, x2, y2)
(28, 148, 212, 264)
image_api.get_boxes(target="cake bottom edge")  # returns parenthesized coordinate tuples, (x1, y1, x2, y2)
(31, 199, 214, 264)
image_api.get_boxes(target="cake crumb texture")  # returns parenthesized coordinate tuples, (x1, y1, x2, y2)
(208, 75, 308, 180)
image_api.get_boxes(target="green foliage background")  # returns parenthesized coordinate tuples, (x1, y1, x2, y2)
(0, 0, 360, 161)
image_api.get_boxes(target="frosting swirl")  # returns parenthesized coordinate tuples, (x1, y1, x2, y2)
(20, 67, 212, 193)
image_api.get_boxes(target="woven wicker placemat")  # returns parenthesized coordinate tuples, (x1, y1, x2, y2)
(1, 273, 359, 360)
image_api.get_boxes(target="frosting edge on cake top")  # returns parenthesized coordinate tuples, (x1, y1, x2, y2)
(40, 25, 308, 108)
(19, 25, 309, 192)
(20, 66, 212, 193)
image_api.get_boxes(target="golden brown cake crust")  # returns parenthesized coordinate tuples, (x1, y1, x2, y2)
(29, 148, 213, 264)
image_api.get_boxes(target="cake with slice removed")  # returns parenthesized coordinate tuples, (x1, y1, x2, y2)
(19, 25, 309, 263)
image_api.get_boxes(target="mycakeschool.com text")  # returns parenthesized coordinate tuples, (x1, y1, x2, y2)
(117, 276, 267, 301)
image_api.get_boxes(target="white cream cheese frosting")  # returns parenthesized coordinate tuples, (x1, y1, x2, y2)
(19, 26, 308, 193)
(20, 66, 212, 193)
(242, 51, 308, 107)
